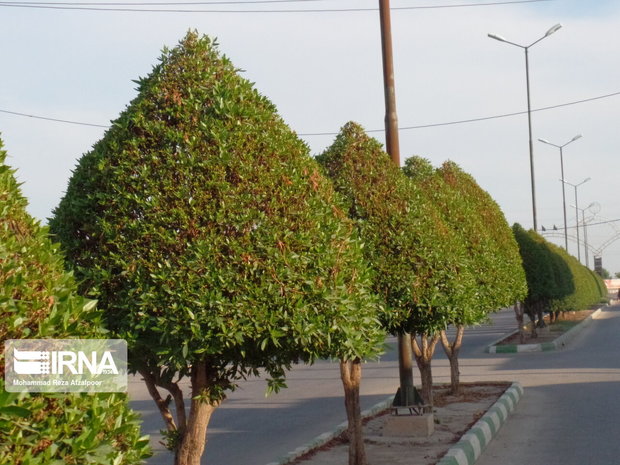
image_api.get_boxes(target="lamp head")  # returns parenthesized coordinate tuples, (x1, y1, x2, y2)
(571, 134, 583, 142)
(488, 33, 507, 43)
(545, 23, 562, 37)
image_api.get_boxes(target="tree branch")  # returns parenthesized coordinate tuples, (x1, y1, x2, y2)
(139, 367, 177, 433)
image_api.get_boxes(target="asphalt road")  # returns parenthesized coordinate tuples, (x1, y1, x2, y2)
(475, 303, 620, 465)
(128, 304, 620, 465)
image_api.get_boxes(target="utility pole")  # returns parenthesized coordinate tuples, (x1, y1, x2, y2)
(379, 0, 415, 407)
(379, 0, 400, 166)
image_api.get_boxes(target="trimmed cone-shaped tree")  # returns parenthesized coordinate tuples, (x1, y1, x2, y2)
(317, 123, 466, 406)
(513, 225, 604, 336)
(512, 225, 575, 336)
(404, 158, 526, 393)
(547, 241, 604, 314)
(50, 33, 383, 465)
(0, 140, 150, 464)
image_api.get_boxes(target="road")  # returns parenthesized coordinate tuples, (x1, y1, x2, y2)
(475, 303, 620, 465)
(128, 304, 620, 464)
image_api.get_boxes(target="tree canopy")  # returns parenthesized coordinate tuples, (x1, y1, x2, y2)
(0, 140, 150, 465)
(317, 122, 464, 336)
(50, 33, 383, 464)
(404, 157, 527, 325)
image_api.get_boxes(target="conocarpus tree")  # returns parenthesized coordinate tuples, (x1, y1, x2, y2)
(317, 123, 464, 406)
(50, 33, 383, 465)
(512, 225, 605, 337)
(404, 158, 526, 394)
(0, 140, 150, 465)
(512, 224, 563, 338)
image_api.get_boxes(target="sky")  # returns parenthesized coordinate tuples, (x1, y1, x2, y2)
(1, 0, 620, 274)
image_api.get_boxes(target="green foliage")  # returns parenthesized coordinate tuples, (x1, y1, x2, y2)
(403, 157, 526, 326)
(50, 32, 384, 403)
(548, 242, 604, 312)
(317, 122, 465, 334)
(512, 224, 557, 307)
(512, 224, 603, 312)
(0, 141, 150, 465)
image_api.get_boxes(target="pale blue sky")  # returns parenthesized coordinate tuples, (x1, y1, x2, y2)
(2, 0, 620, 273)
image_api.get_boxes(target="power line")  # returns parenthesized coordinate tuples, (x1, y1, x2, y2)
(543, 218, 620, 230)
(0, 109, 109, 128)
(2, 90, 619, 133)
(301, 91, 620, 135)
(0, 0, 326, 5)
(0, 0, 553, 13)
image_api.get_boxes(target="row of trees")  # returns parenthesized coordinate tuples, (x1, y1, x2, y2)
(1, 31, 600, 465)
(0, 143, 151, 464)
(512, 224, 607, 341)
(45, 32, 528, 465)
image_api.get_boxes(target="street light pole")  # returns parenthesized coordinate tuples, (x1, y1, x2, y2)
(562, 177, 591, 263)
(572, 203, 595, 268)
(488, 23, 562, 232)
(538, 134, 582, 252)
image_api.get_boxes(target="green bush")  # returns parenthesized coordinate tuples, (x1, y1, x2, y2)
(50, 33, 383, 465)
(0, 141, 150, 465)
(513, 224, 602, 315)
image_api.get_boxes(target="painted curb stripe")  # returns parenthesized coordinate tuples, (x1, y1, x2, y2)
(444, 448, 469, 465)
(436, 381, 523, 465)
(464, 430, 484, 456)
(473, 420, 493, 444)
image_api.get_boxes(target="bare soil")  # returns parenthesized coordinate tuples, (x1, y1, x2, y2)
(497, 309, 594, 345)
(293, 382, 510, 465)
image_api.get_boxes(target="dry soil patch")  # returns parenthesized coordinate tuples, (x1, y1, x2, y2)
(293, 382, 510, 465)
(497, 309, 594, 345)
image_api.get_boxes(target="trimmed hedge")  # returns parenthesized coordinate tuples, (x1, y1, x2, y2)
(512, 224, 604, 314)
(0, 140, 150, 465)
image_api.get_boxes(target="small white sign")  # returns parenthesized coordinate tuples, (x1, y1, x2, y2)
(4, 339, 127, 393)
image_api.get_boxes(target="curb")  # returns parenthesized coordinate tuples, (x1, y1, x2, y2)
(266, 382, 523, 465)
(436, 381, 524, 465)
(264, 395, 393, 465)
(486, 307, 602, 354)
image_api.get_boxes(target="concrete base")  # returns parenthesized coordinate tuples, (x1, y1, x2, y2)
(382, 413, 435, 438)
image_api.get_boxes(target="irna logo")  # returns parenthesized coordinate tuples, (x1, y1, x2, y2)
(13, 348, 119, 375)
(5, 339, 127, 393)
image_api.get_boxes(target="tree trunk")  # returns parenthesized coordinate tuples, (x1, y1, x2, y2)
(524, 301, 537, 338)
(440, 325, 464, 395)
(411, 333, 440, 407)
(175, 361, 219, 465)
(339, 359, 366, 465)
(527, 311, 537, 338)
(513, 302, 525, 344)
(536, 301, 546, 328)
